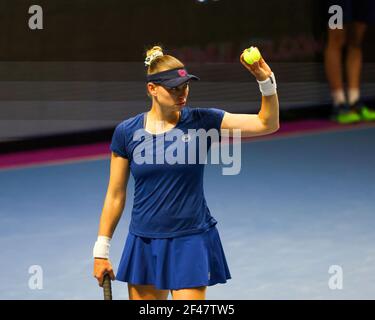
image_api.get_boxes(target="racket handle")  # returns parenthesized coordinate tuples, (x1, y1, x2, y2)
(103, 274, 112, 300)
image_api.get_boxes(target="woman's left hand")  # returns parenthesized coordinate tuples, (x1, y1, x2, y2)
(240, 50, 273, 81)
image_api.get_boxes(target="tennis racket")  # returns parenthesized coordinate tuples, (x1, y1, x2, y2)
(103, 274, 112, 300)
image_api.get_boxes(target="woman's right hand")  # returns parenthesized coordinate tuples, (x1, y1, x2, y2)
(93, 258, 115, 287)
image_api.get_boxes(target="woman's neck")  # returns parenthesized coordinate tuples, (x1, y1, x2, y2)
(145, 104, 181, 134)
(148, 104, 180, 123)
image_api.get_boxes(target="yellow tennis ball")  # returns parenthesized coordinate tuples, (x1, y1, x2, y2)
(243, 46, 261, 65)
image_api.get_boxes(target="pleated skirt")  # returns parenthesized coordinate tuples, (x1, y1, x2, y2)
(116, 224, 231, 290)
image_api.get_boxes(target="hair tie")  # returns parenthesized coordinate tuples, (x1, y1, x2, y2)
(145, 51, 164, 67)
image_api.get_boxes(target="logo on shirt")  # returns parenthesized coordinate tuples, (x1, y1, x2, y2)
(181, 133, 191, 142)
(131, 127, 242, 176)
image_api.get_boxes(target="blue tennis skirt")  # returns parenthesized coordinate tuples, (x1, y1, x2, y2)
(115, 224, 231, 290)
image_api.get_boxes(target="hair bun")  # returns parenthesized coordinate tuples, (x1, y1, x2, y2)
(145, 46, 164, 67)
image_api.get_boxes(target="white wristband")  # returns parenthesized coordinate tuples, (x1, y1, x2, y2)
(93, 236, 111, 259)
(257, 72, 277, 96)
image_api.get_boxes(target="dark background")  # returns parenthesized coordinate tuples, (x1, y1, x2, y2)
(0, 0, 373, 62)
(0, 0, 374, 150)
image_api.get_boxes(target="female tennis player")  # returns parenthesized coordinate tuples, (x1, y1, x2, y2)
(93, 45, 279, 300)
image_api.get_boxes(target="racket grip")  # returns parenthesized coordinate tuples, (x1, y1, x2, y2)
(103, 274, 112, 300)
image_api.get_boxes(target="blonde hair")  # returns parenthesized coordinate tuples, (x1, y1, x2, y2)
(145, 45, 184, 75)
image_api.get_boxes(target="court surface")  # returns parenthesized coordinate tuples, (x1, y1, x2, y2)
(1, 124, 375, 299)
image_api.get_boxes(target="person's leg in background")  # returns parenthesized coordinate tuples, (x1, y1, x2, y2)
(325, 27, 362, 123)
(346, 22, 366, 105)
(324, 0, 362, 123)
(346, 1, 375, 121)
(324, 27, 347, 106)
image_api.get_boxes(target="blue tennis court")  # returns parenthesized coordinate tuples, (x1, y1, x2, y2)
(1, 125, 374, 299)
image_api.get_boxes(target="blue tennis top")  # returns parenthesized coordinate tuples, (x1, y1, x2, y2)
(110, 106, 225, 238)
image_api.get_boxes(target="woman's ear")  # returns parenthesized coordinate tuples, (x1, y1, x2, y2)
(147, 83, 158, 97)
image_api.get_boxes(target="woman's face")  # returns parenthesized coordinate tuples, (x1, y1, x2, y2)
(148, 82, 190, 110)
